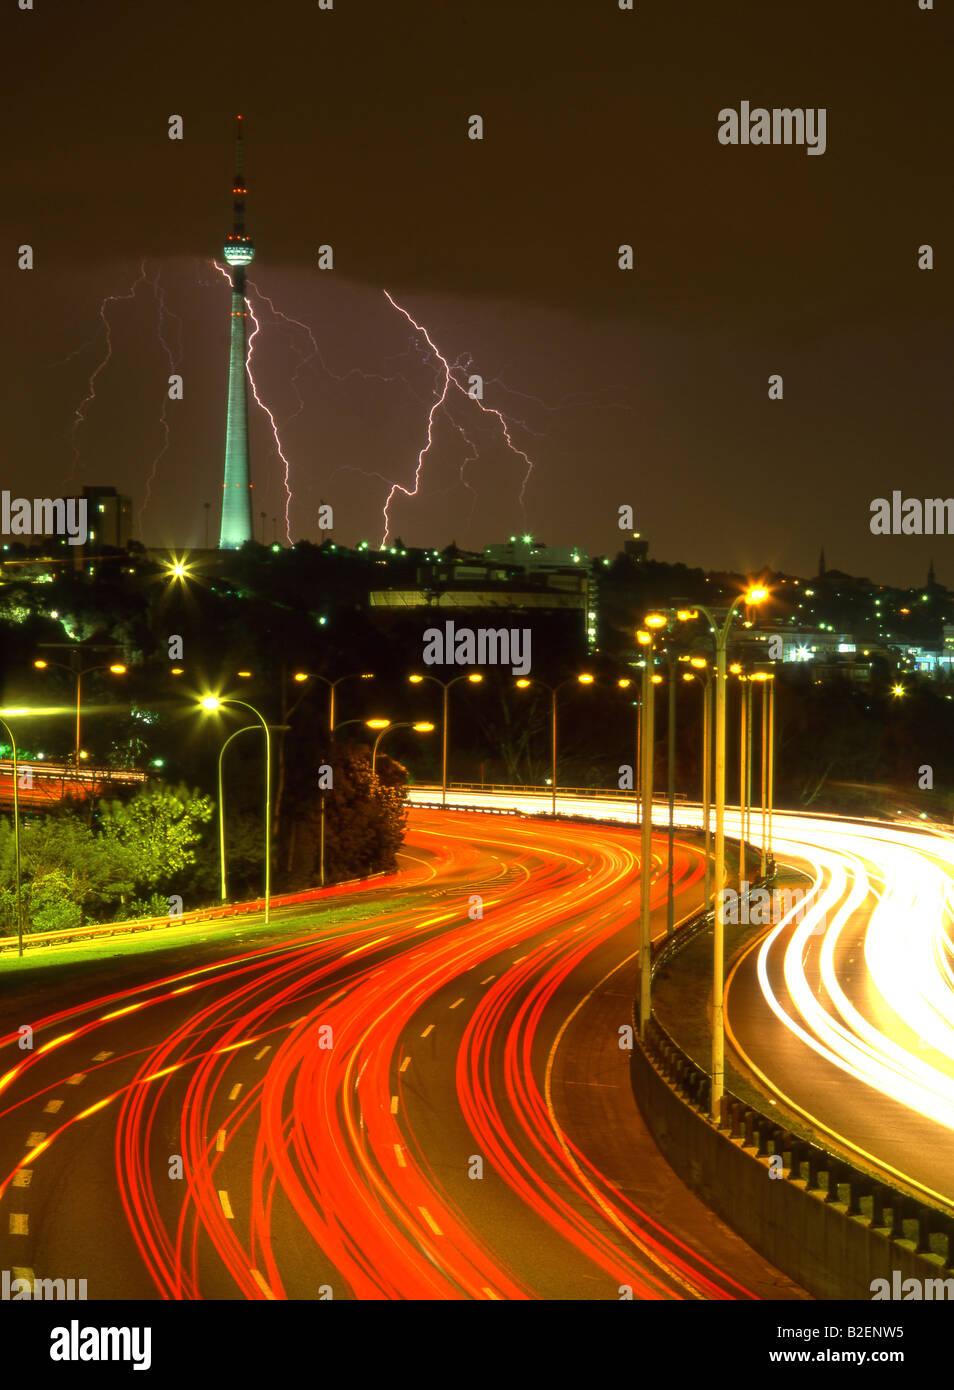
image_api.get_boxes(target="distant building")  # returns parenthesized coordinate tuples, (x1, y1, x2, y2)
(82, 486, 133, 550)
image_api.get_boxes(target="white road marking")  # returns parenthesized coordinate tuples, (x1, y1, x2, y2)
(418, 1206, 443, 1236)
(228, 1084, 243, 1101)
(250, 1268, 276, 1299)
(390, 1095, 399, 1114)
(449, 998, 465, 1010)
(400, 1057, 411, 1073)
(25, 1132, 46, 1147)
(216, 1129, 227, 1153)
(92, 1051, 113, 1062)
(394, 1145, 406, 1168)
(254, 1046, 271, 1061)
(66, 1073, 86, 1086)
(12, 1171, 32, 1188)
(218, 1190, 235, 1219)
(420, 1024, 435, 1038)
(43, 1099, 63, 1114)
(9, 1214, 28, 1235)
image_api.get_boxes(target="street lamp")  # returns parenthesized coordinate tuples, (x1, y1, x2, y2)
(644, 612, 685, 938)
(749, 671, 776, 875)
(514, 674, 594, 816)
(616, 677, 640, 823)
(408, 672, 483, 806)
(200, 696, 274, 923)
(215, 721, 289, 902)
(370, 720, 434, 776)
(0, 712, 24, 958)
(684, 585, 770, 1117)
(682, 658, 713, 906)
(738, 673, 752, 883)
(34, 654, 127, 767)
(293, 672, 375, 737)
(291, 673, 374, 889)
(635, 629, 656, 1034)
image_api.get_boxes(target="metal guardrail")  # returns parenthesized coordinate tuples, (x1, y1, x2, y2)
(0, 871, 389, 955)
(641, 981, 954, 1269)
(424, 782, 686, 802)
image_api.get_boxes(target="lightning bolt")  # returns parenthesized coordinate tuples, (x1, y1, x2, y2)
(68, 260, 148, 487)
(136, 268, 184, 536)
(380, 291, 535, 547)
(244, 297, 294, 545)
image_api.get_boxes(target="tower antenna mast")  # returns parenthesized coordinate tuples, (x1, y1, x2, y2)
(218, 113, 256, 549)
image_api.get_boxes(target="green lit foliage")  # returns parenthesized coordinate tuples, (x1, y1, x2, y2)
(100, 782, 213, 884)
(0, 784, 213, 935)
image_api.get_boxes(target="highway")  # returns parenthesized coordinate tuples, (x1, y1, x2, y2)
(418, 790, 954, 1211)
(0, 807, 803, 1301)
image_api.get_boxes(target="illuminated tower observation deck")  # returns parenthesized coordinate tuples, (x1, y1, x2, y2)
(219, 114, 255, 549)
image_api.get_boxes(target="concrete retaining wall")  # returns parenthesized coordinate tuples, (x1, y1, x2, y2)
(631, 1040, 943, 1299)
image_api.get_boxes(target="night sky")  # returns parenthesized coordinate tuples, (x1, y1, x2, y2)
(4, 0, 952, 585)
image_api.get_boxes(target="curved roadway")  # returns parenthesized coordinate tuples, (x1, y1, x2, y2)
(0, 807, 804, 1300)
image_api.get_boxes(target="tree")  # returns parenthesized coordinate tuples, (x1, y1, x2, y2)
(278, 738, 408, 889)
(99, 782, 213, 888)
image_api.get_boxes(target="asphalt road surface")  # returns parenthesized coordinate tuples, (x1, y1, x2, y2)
(0, 808, 804, 1300)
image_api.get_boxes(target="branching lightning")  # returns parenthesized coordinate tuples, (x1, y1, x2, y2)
(68, 260, 148, 486)
(379, 291, 536, 547)
(244, 298, 294, 545)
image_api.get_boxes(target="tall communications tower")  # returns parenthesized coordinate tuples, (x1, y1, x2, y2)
(218, 114, 255, 549)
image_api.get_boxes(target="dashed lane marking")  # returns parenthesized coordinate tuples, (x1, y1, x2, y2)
(250, 1269, 276, 1300)
(418, 1206, 443, 1237)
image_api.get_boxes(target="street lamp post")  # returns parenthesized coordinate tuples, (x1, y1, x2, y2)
(201, 697, 273, 923)
(34, 652, 127, 766)
(666, 653, 676, 935)
(0, 714, 24, 958)
(636, 629, 656, 1034)
(515, 674, 594, 816)
(370, 720, 434, 776)
(409, 673, 483, 806)
(615, 678, 639, 822)
(292, 673, 374, 889)
(216, 722, 290, 902)
(739, 676, 750, 883)
(683, 660, 713, 906)
(766, 673, 776, 871)
(643, 615, 681, 937)
(686, 587, 768, 1118)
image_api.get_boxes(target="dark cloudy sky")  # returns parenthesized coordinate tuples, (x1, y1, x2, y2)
(4, 0, 952, 585)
